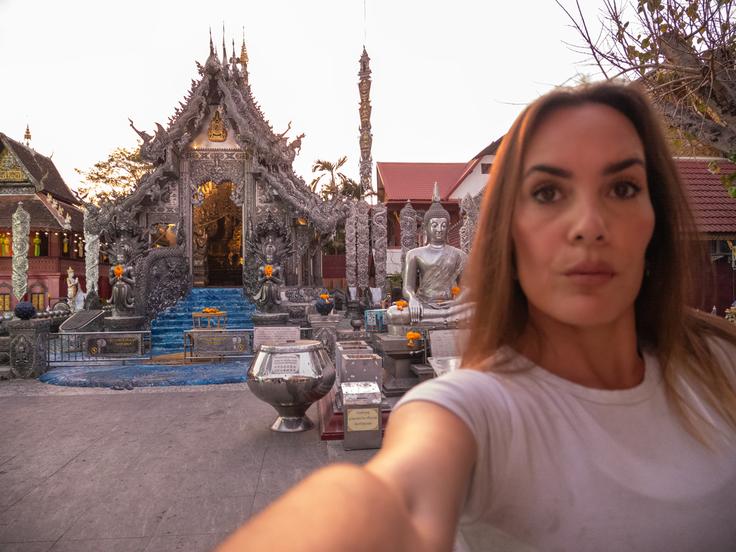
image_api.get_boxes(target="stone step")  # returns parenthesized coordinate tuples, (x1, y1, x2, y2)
(150, 287, 255, 352)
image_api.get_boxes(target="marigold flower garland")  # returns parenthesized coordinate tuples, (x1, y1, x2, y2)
(406, 331, 422, 347)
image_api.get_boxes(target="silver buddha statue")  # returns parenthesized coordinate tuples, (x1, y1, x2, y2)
(385, 184, 472, 329)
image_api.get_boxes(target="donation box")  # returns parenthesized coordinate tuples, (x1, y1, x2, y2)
(341, 381, 382, 450)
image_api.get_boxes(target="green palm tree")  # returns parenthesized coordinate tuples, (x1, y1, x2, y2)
(309, 156, 365, 200)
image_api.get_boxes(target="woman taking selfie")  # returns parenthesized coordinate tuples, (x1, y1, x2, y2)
(218, 82, 736, 551)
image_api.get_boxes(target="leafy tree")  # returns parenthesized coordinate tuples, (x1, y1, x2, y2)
(559, 0, 736, 193)
(309, 156, 364, 200)
(75, 146, 151, 206)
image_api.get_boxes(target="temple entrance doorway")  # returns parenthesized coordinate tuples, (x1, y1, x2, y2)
(192, 181, 242, 287)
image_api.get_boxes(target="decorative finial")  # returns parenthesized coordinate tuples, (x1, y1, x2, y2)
(23, 124, 31, 147)
(424, 182, 451, 225)
(222, 23, 227, 64)
(209, 27, 214, 55)
(240, 27, 249, 66)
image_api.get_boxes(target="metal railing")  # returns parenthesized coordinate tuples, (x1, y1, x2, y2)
(47, 331, 152, 366)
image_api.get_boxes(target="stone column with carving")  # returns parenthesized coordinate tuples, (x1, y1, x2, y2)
(83, 210, 100, 294)
(358, 47, 373, 196)
(345, 202, 357, 290)
(356, 200, 371, 290)
(371, 202, 387, 291)
(460, 193, 480, 254)
(399, 200, 417, 269)
(11, 202, 30, 303)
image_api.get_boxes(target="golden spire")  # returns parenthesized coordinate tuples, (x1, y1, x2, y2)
(23, 124, 31, 147)
(240, 27, 249, 66)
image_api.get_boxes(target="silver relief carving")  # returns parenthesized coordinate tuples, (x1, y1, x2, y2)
(345, 202, 357, 288)
(356, 200, 371, 290)
(83, 210, 100, 294)
(11, 202, 30, 301)
(371, 202, 387, 291)
(460, 193, 481, 254)
(399, 200, 417, 269)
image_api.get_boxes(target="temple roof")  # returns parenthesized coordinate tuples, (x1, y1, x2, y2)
(0, 133, 80, 205)
(0, 194, 84, 231)
(376, 162, 469, 203)
(123, 37, 349, 233)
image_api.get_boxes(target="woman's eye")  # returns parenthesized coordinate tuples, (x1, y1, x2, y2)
(532, 185, 561, 204)
(610, 181, 641, 199)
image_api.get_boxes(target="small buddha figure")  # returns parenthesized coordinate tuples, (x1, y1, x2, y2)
(33, 233, 41, 256)
(109, 254, 135, 317)
(385, 184, 471, 328)
(252, 238, 283, 313)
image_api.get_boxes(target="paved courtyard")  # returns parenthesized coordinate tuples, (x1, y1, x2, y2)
(0, 380, 376, 552)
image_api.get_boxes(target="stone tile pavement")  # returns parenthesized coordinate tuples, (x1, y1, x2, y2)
(0, 380, 377, 552)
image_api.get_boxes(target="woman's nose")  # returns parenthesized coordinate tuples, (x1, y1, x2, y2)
(567, 198, 608, 243)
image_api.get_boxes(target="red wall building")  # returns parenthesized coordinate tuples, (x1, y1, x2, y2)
(0, 132, 108, 312)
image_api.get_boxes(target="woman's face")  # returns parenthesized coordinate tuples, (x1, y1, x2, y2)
(511, 103, 655, 329)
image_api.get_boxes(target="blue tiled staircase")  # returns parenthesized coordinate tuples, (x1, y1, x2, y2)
(151, 288, 255, 355)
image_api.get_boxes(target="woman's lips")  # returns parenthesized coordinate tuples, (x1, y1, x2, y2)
(564, 262, 616, 285)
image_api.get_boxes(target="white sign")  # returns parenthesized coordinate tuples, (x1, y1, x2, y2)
(271, 354, 300, 376)
(253, 326, 300, 351)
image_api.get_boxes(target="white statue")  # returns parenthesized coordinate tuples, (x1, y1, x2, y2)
(66, 267, 85, 312)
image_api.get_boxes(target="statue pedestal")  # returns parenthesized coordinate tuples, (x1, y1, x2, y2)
(372, 333, 427, 397)
(104, 315, 145, 332)
(8, 318, 51, 378)
(252, 312, 290, 326)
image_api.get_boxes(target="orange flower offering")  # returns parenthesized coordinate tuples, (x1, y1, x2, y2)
(451, 286, 461, 298)
(202, 307, 221, 314)
(406, 330, 422, 347)
(264, 264, 273, 278)
(113, 264, 124, 278)
(394, 300, 408, 311)
(319, 293, 330, 301)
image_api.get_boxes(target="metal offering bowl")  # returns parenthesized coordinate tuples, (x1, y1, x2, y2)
(247, 339, 335, 432)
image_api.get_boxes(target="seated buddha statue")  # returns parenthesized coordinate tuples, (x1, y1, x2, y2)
(385, 185, 472, 329)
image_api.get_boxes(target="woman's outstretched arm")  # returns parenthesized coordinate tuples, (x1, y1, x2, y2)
(215, 401, 476, 552)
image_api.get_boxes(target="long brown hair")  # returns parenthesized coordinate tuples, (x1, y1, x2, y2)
(462, 81, 736, 438)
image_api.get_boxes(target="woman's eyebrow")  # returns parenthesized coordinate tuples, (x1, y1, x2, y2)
(523, 157, 645, 179)
(602, 157, 645, 175)
(523, 164, 571, 179)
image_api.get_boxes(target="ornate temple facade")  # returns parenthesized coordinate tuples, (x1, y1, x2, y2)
(87, 35, 368, 319)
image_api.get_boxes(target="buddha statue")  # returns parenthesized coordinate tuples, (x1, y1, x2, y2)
(252, 238, 283, 313)
(385, 184, 471, 329)
(109, 253, 135, 317)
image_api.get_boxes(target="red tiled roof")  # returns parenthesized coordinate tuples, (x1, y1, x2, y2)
(677, 158, 736, 234)
(377, 162, 469, 202)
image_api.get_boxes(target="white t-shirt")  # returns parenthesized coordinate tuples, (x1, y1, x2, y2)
(395, 340, 736, 552)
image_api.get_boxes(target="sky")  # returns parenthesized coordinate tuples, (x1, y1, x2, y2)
(0, 0, 603, 194)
